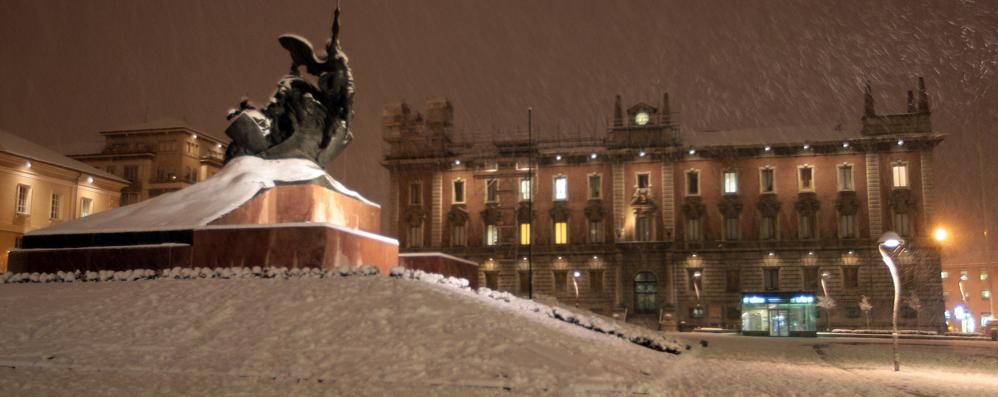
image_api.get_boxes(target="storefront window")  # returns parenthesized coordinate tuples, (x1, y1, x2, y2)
(741, 293, 817, 337)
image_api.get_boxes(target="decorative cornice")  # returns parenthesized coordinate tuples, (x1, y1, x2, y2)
(681, 196, 706, 220)
(718, 194, 743, 218)
(835, 191, 861, 216)
(889, 188, 917, 214)
(756, 194, 781, 218)
(549, 201, 572, 222)
(447, 204, 469, 225)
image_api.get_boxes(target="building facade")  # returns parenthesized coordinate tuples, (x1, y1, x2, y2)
(382, 80, 946, 332)
(70, 119, 227, 204)
(0, 130, 128, 272)
(941, 263, 995, 333)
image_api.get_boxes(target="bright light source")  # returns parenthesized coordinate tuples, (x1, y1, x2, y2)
(590, 153, 597, 159)
(592, 255, 598, 259)
(217, 143, 222, 148)
(521, 257, 527, 261)
(883, 239, 901, 248)
(954, 305, 966, 319)
(26, 161, 31, 168)
(86, 176, 94, 184)
(572, 271, 581, 278)
(848, 250, 855, 255)
(688, 148, 696, 155)
(897, 139, 904, 146)
(555, 154, 562, 161)
(764, 145, 771, 152)
(639, 151, 646, 157)
(808, 251, 815, 256)
(768, 252, 775, 256)
(691, 253, 698, 258)
(842, 142, 850, 148)
(821, 271, 831, 278)
(933, 227, 949, 242)
(454, 159, 461, 165)
(192, 134, 198, 140)
(803, 144, 810, 150)
(693, 271, 702, 278)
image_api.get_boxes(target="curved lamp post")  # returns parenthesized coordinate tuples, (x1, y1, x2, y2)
(878, 231, 905, 372)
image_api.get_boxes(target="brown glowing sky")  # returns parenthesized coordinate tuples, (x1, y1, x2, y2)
(1, 0, 996, 265)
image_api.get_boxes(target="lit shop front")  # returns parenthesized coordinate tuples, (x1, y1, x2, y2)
(740, 292, 818, 337)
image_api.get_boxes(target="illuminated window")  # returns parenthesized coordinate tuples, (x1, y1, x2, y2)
(723, 170, 738, 194)
(838, 164, 854, 191)
(50, 193, 61, 219)
(760, 167, 775, 193)
(798, 166, 814, 191)
(634, 272, 657, 313)
(686, 170, 700, 196)
(941, 271, 949, 280)
(981, 270, 989, 281)
(892, 162, 909, 188)
(15, 184, 31, 215)
(519, 178, 531, 201)
(554, 222, 568, 244)
(588, 174, 602, 199)
(408, 181, 422, 205)
(486, 179, 498, 203)
(983, 290, 992, 300)
(485, 224, 499, 246)
(452, 179, 465, 204)
(554, 176, 568, 201)
(960, 270, 969, 280)
(80, 197, 93, 217)
(519, 223, 531, 246)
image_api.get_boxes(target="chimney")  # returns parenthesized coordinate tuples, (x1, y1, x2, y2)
(917, 77, 930, 113)
(613, 95, 624, 127)
(907, 90, 915, 113)
(660, 92, 671, 125)
(863, 81, 875, 118)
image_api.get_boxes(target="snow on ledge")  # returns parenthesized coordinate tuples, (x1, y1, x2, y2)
(399, 252, 480, 267)
(28, 156, 378, 236)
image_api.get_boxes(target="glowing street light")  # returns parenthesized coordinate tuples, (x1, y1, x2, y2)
(878, 231, 905, 372)
(933, 227, 949, 243)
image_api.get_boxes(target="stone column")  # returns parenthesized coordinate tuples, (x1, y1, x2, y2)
(865, 153, 882, 237)
(661, 162, 675, 240)
(431, 172, 443, 247)
(920, 150, 935, 230)
(613, 162, 625, 240)
(388, 170, 399, 238)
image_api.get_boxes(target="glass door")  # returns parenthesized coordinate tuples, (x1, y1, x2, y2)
(769, 309, 789, 336)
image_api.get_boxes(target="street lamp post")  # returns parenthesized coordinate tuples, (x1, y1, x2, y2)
(878, 231, 905, 372)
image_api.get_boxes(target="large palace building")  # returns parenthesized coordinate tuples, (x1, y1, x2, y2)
(382, 79, 946, 332)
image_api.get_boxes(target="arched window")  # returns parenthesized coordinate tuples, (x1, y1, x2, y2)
(634, 272, 657, 313)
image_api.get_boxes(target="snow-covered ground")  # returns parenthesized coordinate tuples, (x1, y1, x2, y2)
(2, 273, 997, 396)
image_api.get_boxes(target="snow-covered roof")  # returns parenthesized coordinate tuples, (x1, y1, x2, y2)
(0, 129, 128, 184)
(28, 156, 377, 236)
(100, 118, 227, 143)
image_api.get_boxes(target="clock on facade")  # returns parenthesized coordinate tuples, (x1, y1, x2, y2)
(635, 111, 650, 126)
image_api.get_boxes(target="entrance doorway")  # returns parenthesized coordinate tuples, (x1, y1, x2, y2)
(769, 309, 789, 336)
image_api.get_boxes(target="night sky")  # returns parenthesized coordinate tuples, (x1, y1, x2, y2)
(1, 0, 996, 265)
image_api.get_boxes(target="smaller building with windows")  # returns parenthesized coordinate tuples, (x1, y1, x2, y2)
(0, 130, 128, 271)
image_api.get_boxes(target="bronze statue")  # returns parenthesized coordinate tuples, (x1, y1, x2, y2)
(224, 5, 354, 167)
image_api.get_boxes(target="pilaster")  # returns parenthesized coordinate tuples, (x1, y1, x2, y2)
(431, 172, 443, 246)
(865, 153, 882, 237)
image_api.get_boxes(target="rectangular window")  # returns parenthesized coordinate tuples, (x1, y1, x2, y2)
(553, 270, 568, 293)
(589, 270, 604, 294)
(485, 224, 499, 246)
(453, 179, 465, 204)
(838, 214, 857, 239)
(50, 193, 61, 219)
(726, 269, 741, 293)
(407, 224, 423, 248)
(519, 223, 531, 245)
(982, 270, 990, 281)
(760, 168, 775, 193)
(724, 217, 739, 240)
(843, 267, 859, 289)
(635, 216, 652, 241)
(518, 271, 531, 294)
(409, 182, 422, 205)
(588, 220, 604, 243)
(554, 221, 568, 244)
(451, 224, 467, 246)
(800, 214, 816, 239)
(893, 212, 912, 237)
(685, 218, 702, 241)
(637, 173, 650, 189)
(960, 270, 969, 280)
(941, 271, 949, 280)
(803, 267, 820, 291)
(486, 179, 499, 203)
(764, 268, 780, 291)
(983, 290, 992, 300)
(519, 178, 531, 201)
(554, 176, 568, 201)
(760, 216, 776, 240)
(80, 197, 93, 217)
(892, 163, 909, 188)
(798, 166, 814, 191)
(686, 170, 700, 196)
(15, 184, 31, 215)
(723, 171, 738, 194)
(838, 164, 854, 191)
(588, 174, 602, 199)
(123, 165, 139, 182)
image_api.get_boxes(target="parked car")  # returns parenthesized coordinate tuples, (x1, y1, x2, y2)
(987, 320, 997, 341)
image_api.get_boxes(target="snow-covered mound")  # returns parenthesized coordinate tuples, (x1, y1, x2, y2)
(29, 156, 376, 236)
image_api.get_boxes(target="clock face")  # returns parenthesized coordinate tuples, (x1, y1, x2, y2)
(635, 112, 650, 126)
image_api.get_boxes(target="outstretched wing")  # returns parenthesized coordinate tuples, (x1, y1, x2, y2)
(278, 34, 324, 74)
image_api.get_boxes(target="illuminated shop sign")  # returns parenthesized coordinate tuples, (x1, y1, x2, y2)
(742, 293, 815, 305)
